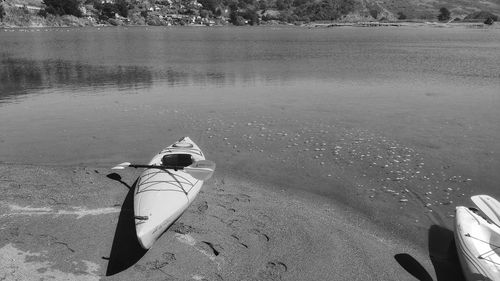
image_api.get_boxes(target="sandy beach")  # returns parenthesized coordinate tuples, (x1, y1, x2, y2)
(0, 163, 465, 281)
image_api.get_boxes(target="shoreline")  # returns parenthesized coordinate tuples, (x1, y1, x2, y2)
(0, 162, 465, 280)
(1, 21, 496, 30)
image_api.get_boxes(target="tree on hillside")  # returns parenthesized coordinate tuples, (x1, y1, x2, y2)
(229, 12, 245, 25)
(115, 0, 129, 17)
(42, 0, 82, 17)
(276, 0, 292, 10)
(0, 4, 5, 20)
(242, 8, 259, 25)
(258, 0, 267, 11)
(214, 7, 222, 17)
(294, 0, 354, 21)
(397, 11, 406, 20)
(437, 7, 450, 21)
(228, 3, 244, 25)
(337, 0, 355, 15)
(93, 0, 128, 20)
(292, 0, 307, 7)
(199, 0, 221, 13)
(200, 9, 210, 18)
(99, 3, 118, 19)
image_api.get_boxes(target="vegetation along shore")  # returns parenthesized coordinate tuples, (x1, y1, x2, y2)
(0, 0, 499, 28)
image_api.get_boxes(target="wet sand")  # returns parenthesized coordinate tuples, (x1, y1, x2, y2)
(0, 163, 465, 280)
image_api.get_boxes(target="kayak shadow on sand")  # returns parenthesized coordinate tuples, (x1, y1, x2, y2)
(394, 225, 465, 281)
(428, 225, 465, 281)
(394, 253, 433, 281)
(105, 174, 147, 276)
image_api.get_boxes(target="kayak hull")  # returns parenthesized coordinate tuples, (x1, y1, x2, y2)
(134, 137, 206, 249)
(454, 206, 500, 281)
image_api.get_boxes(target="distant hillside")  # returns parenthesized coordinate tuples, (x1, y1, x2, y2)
(1, 0, 500, 27)
(7, 0, 500, 17)
(358, 0, 500, 20)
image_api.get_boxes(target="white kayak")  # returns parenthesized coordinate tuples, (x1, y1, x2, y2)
(133, 137, 212, 249)
(455, 195, 500, 281)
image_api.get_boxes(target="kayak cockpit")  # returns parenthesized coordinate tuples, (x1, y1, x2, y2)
(161, 154, 193, 167)
(469, 207, 497, 226)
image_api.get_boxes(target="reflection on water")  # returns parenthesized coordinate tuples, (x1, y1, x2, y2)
(0, 55, 242, 103)
(156, 68, 235, 87)
(0, 56, 153, 102)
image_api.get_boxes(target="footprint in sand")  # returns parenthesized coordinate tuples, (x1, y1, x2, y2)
(196, 201, 208, 214)
(226, 219, 243, 229)
(199, 241, 223, 257)
(215, 203, 236, 213)
(170, 222, 199, 234)
(256, 261, 288, 281)
(144, 252, 176, 270)
(234, 194, 251, 203)
(219, 194, 251, 205)
(250, 229, 270, 242)
(230, 229, 270, 249)
(257, 213, 272, 223)
(230, 234, 249, 248)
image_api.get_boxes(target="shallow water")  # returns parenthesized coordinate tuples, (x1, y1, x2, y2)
(1, 26, 499, 241)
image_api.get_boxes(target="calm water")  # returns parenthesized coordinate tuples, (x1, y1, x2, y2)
(1, 27, 500, 228)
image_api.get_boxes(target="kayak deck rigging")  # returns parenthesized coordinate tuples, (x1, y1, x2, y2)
(135, 169, 198, 196)
(160, 148, 204, 157)
(463, 233, 500, 263)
